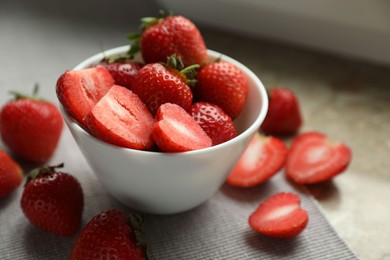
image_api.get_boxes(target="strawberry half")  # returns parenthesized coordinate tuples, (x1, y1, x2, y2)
(152, 103, 212, 152)
(87, 85, 154, 150)
(286, 132, 352, 184)
(227, 133, 288, 187)
(56, 67, 114, 127)
(189, 102, 237, 145)
(95, 60, 142, 89)
(0, 150, 23, 197)
(249, 192, 309, 238)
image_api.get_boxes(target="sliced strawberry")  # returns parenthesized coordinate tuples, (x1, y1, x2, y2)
(95, 60, 142, 89)
(226, 133, 287, 187)
(286, 132, 352, 184)
(152, 103, 212, 152)
(56, 67, 114, 127)
(249, 192, 309, 238)
(189, 102, 237, 145)
(87, 85, 154, 150)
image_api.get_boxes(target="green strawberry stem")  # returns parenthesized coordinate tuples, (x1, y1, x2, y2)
(26, 163, 64, 185)
(166, 55, 200, 87)
(9, 83, 41, 100)
(128, 213, 149, 259)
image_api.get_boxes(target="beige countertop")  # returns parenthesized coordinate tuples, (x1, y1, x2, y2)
(201, 28, 390, 260)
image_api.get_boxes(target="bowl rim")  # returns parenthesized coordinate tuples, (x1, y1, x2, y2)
(64, 45, 268, 157)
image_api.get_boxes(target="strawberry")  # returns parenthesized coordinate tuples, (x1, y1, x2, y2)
(0, 150, 23, 197)
(94, 59, 142, 89)
(260, 87, 302, 136)
(87, 85, 154, 150)
(196, 61, 248, 119)
(21, 163, 84, 236)
(249, 192, 309, 238)
(152, 103, 212, 152)
(70, 209, 146, 260)
(56, 67, 114, 127)
(131, 55, 195, 115)
(129, 12, 208, 67)
(0, 85, 63, 163)
(226, 133, 287, 187)
(189, 102, 237, 145)
(286, 131, 352, 184)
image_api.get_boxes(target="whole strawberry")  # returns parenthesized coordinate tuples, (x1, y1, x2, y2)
(260, 87, 302, 136)
(132, 55, 196, 115)
(129, 12, 208, 67)
(196, 61, 248, 119)
(0, 150, 23, 197)
(71, 209, 146, 260)
(21, 163, 83, 236)
(0, 85, 63, 163)
(189, 102, 237, 145)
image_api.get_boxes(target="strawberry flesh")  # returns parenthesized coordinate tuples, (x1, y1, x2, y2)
(87, 85, 154, 150)
(286, 132, 352, 184)
(249, 192, 308, 238)
(152, 103, 212, 152)
(227, 133, 287, 187)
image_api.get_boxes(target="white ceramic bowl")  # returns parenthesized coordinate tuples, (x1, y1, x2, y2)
(61, 46, 268, 214)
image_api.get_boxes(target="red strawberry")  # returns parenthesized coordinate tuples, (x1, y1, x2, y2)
(21, 163, 83, 236)
(260, 87, 302, 136)
(152, 103, 212, 152)
(95, 60, 142, 89)
(249, 192, 309, 238)
(56, 67, 114, 127)
(129, 13, 208, 67)
(70, 210, 146, 260)
(189, 102, 237, 145)
(196, 61, 248, 119)
(0, 86, 63, 163)
(87, 85, 154, 150)
(286, 132, 352, 184)
(227, 133, 287, 187)
(0, 150, 23, 197)
(132, 56, 195, 115)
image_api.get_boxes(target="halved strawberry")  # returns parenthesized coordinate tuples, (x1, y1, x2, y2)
(152, 103, 212, 152)
(95, 60, 142, 89)
(286, 132, 352, 184)
(56, 67, 114, 127)
(87, 85, 154, 150)
(249, 192, 308, 238)
(189, 102, 237, 145)
(226, 133, 287, 187)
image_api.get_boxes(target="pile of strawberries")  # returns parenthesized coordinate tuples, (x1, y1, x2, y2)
(0, 12, 353, 259)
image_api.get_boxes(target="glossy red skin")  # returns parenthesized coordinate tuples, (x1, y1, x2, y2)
(0, 99, 63, 163)
(96, 61, 142, 89)
(227, 133, 287, 187)
(71, 210, 146, 260)
(260, 88, 302, 136)
(56, 67, 114, 127)
(132, 63, 193, 115)
(141, 16, 208, 67)
(286, 132, 352, 184)
(196, 61, 248, 119)
(249, 192, 308, 238)
(0, 150, 23, 197)
(21, 171, 84, 236)
(189, 102, 237, 145)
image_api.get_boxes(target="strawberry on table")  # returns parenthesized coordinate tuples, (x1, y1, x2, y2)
(152, 103, 212, 152)
(129, 11, 208, 67)
(70, 209, 146, 260)
(249, 192, 309, 238)
(260, 87, 302, 136)
(227, 133, 288, 187)
(132, 55, 196, 115)
(0, 85, 63, 163)
(56, 67, 114, 127)
(189, 102, 238, 145)
(21, 163, 84, 236)
(0, 150, 23, 197)
(196, 61, 248, 119)
(286, 131, 352, 184)
(87, 85, 155, 150)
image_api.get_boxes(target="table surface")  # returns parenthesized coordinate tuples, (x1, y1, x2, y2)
(0, 1, 389, 259)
